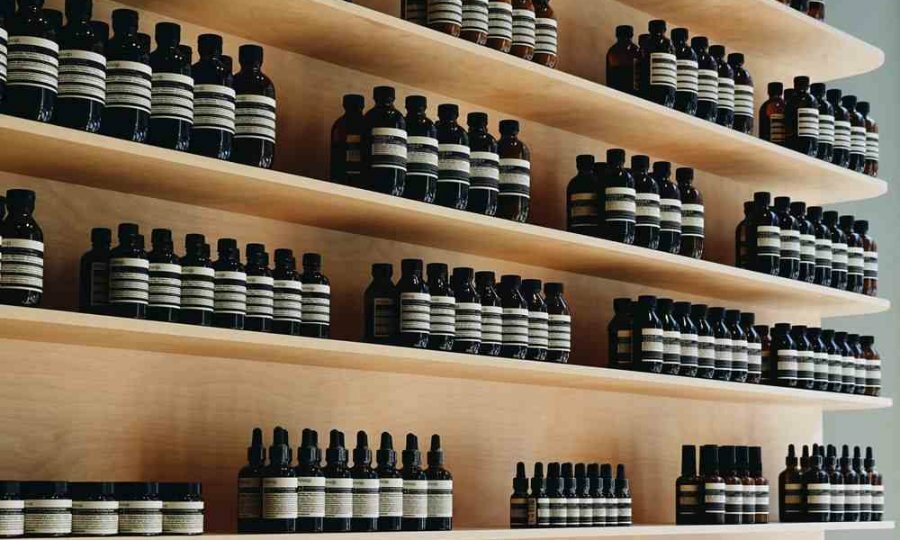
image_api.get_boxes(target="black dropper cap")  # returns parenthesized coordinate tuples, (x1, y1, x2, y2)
(403, 433, 421, 467)
(865, 447, 876, 469)
(405, 94, 427, 111)
(616, 25, 633, 39)
(513, 462, 529, 492)
(298, 429, 319, 466)
(727, 52, 745, 65)
(377, 432, 396, 468)
(499, 120, 519, 134)
(353, 431, 372, 467)
(615, 464, 629, 491)
(825, 445, 838, 469)
(576, 154, 595, 171)
(840, 444, 852, 468)
(239, 44, 264, 67)
(247, 427, 265, 465)
(768, 82, 784, 96)
(531, 463, 546, 493)
(574, 463, 587, 489)
(269, 426, 290, 466)
(857, 101, 871, 116)
(374, 86, 396, 103)
(681, 445, 697, 476)
(326, 429, 348, 464)
(600, 463, 613, 482)
(852, 446, 864, 468)
(800, 445, 811, 468)
(427, 434, 444, 467)
(631, 155, 650, 171)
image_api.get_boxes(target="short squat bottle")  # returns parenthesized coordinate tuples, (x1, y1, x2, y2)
(784, 76, 819, 157)
(101, 9, 151, 143)
(466, 112, 500, 216)
(435, 104, 471, 210)
(427, 0, 462, 36)
(811, 83, 835, 162)
(148, 22, 193, 151)
(364, 86, 407, 196)
(107, 223, 148, 318)
(404, 95, 438, 202)
(331, 94, 367, 187)
(147, 228, 182, 323)
(179, 234, 214, 326)
(212, 238, 247, 330)
(544, 282, 571, 363)
(602, 149, 636, 245)
(691, 36, 718, 122)
(427, 263, 456, 352)
(748, 192, 780, 277)
(606, 25, 640, 96)
(300, 253, 331, 338)
(476, 271, 502, 356)
(497, 120, 531, 223)
(532, 0, 557, 68)
(4, 0, 58, 122)
(642, 19, 676, 108)
(53, 0, 105, 133)
(451, 267, 481, 354)
(676, 168, 703, 259)
(773, 197, 800, 280)
(632, 155, 660, 249)
(843, 95, 866, 173)
(632, 295, 663, 373)
(522, 279, 549, 361)
(654, 161, 681, 255)
(499, 274, 529, 359)
(759, 82, 786, 145)
(824, 211, 848, 290)
(245, 244, 274, 333)
(364, 263, 398, 345)
(460, 0, 489, 45)
(232, 45, 277, 169)
(567, 154, 601, 237)
(858, 101, 879, 177)
(486, 0, 513, 53)
(190, 33, 236, 161)
(79, 227, 112, 315)
(709, 45, 734, 128)
(671, 28, 698, 115)
(828, 89, 851, 168)
(729, 53, 754, 134)
(272, 249, 303, 336)
(398, 259, 431, 349)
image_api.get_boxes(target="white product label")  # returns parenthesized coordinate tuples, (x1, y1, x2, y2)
(301, 283, 331, 325)
(717, 77, 735, 112)
(238, 477, 261, 519)
(438, 143, 471, 186)
(834, 120, 852, 150)
(297, 476, 326, 519)
(641, 327, 664, 364)
(118, 500, 162, 535)
(748, 341, 762, 375)
(605, 187, 636, 223)
(848, 246, 864, 276)
(769, 113, 786, 144)
(528, 310, 549, 349)
(725, 484, 743, 515)
(456, 301, 482, 341)
(777, 349, 798, 379)
(800, 233, 816, 265)
(470, 151, 500, 192)
(851, 126, 867, 156)
(663, 329, 681, 366)
(162, 501, 204, 535)
(431, 294, 456, 337)
(106, 60, 152, 113)
(676, 59, 699, 95)
(798, 107, 820, 138)
(0, 499, 24, 537)
(351, 479, 379, 519)
(325, 478, 352, 519)
(549, 313, 571, 352)
(72, 500, 118, 536)
(650, 52, 677, 89)
(193, 84, 237, 133)
(273, 279, 303, 322)
(697, 69, 718, 103)
(797, 351, 815, 382)
(58, 49, 106, 104)
(109, 256, 149, 304)
(864, 251, 878, 280)
(7, 36, 59, 92)
(502, 307, 529, 347)
(866, 132, 879, 161)
(427, 480, 453, 518)
(0, 28, 7, 83)
(372, 297, 397, 338)
(148, 261, 182, 310)
(1, 239, 44, 293)
(181, 266, 215, 311)
(407, 136, 439, 180)
(262, 477, 298, 520)
(682, 203, 704, 238)
(660, 198, 682, 233)
(487, 1, 513, 41)
(828, 353, 843, 379)
(401, 291, 431, 334)
(499, 158, 531, 199)
(511, 8, 536, 48)
(535, 17, 558, 56)
(462, 0, 490, 34)
(715, 337, 733, 372)
(636, 192, 660, 228)
(481, 305, 503, 345)
(428, 0, 463, 27)
(757, 225, 781, 257)
(403, 480, 427, 519)
(698, 335, 716, 367)
(819, 114, 835, 145)
(815, 237, 833, 268)
(247, 275, 275, 318)
(214, 270, 247, 315)
(235, 94, 277, 143)
(704, 483, 725, 513)
(732, 338, 748, 371)
(807, 484, 831, 513)
(832, 242, 848, 272)
(734, 84, 754, 117)
(370, 127, 408, 170)
(379, 478, 403, 518)
(780, 229, 801, 261)
(151, 72, 194, 123)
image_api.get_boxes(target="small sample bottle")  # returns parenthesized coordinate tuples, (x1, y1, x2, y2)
(376, 433, 402, 532)
(466, 112, 500, 216)
(212, 238, 247, 330)
(778, 445, 803, 522)
(671, 28, 698, 115)
(262, 428, 297, 533)
(840, 216, 864, 294)
(522, 279, 548, 361)
(52, 0, 104, 132)
(825, 445, 844, 523)
(404, 95, 438, 202)
(245, 244, 274, 332)
(561, 463, 578, 527)
(773, 197, 800, 280)
(238, 428, 266, 534)
(499, 274, 529, 359)
(720, 447, 743, 525)
(789, 326, 813, 391)
(190, 34, 235, 160)
(772, 323, 798, 387)
(270, 249, 302, 335)
(70, 482, 117, 537)
(179, 234, 214, 327)
(323, 430, 352, 533)
(102, 9, 151, 142)
(741, 313, 762, 384)
(759, 82, 786, 145)
(575, 464, 591, 527)
(107, 223, 148, 318)
(148, 22, 193, 151)
(676, 168, 703, 258)
(147, 229, 182, 323)
(750, 447, 769, 523)
(435, 104, 471, 210)
(585, 464, 603, 527)
(79, 227, 112, 315)
(835, 332, 856, 394)
(707, 308, 732, 382)
(532, 463, 550, 527)
(790, 202, 815, 283)
(427, 0, 462, 36)
(544, 282, 571, 363)
(642, 20, 675, 107)
(331, 94, 367, 187)
(728, 53, 754, 134)
(807, 207, 833, 286)
(0, 481, 24, 538)
(460, 0, 489, 45)
(497, 120, 531, 223)
(364, 86, 407, 196)
(606, 25, 640, 96)
(657, 298, 682, 376)
(566, 154, 601, 237)
(810, 83, 834, 161)
(804, 452, 830, 522)
(600, 464, 617, 526)
(476, 271, 502, 356)
(608, 298, 633, 370)
(784, 76, 819, 157)
(807, 327, 829, 391)
(402, 0, 427, 25)
(676, 445, 702, 525)
(691, 304, 715, 379)
(824, 210, 848, 289)
(364, 263, 398, 345)
(828, 89, 851, 168)
(510, 462, 529, 528)
(546, 463, 566, 527)
(614, 465, 631, 526)
(603, 149, 636, 244)
(857, 102, 879, 177)
(724, 310, 748, 383)
(3, 0, 58, 122)
(631, 155, 660, 249)
(865, 448, 883, 522)
(631, 295, 663, 373)
(690, 36, 718, 122)
(709, 45, 734, 128)
(425, 435, 453, 531)
(700, 445, 725, 525)
(232, 45, 277, 169)
(736, 447, 755, 525)
(0, 189, 43, 307)
(841, 445, 860, 522)
(349, 431, 378, 532)
(450, 267, 481, 354)
(509, 0, 535, 60)
(748, 192, 781, 276)
(402, 434, 428, 532)
(398, 258, 431, 349)
(654, 162, 681, 255)
(843, 95, 867, 173)
(821, 330, 842, 393)
(299, 253, 331, 338)
(532, 0, 557, 68)
(427, 263, 456, 351)
(853, 220, 878, 296)
(486, 0, 513, 53)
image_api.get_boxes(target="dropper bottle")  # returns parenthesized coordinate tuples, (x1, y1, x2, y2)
(865, 447, 883, 522)
(825, 445, 844, 523)
(510, 463, 529, 528)
(238, 428, 266, 533)
(261, 427, 297, 532)
(530, 463, 550, 528)
(561, 463, 578, 527)
(546, 463, 566, 528)
(841, 445, 860, 522)
(350, 431, 378, 532)
(600, 464, 617, 526)
(425, 435, 453, 530)
(296, 429, 325, 532)
(376, 433, 402, 531)
(587, 463, 603, 527)
(614, 465, 631, 526)
(853, 446, 871, 522)
(779, 444, 802, 522)
(401, 434, 427, 531)
(323, 430, 352, 532)
(575, 463, 591, 527)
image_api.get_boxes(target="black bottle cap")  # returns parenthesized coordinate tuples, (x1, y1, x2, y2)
(547, 462, 560, 479)
(865, 447, 875, 468)
(377, 432, 396, 468)
(690, 304, 708, 317)
(749, 446, 763, 467)
(637, 295, 657, 307)
(613, 297, 631, 313)
(719, 445, 736, 470)
(353, 431, 372, 467)
(673, 301, 692, 317)
(842, 94, 858, 109)
(70, 482, 114, 499)
(822, 210, 839, 224)
(501, 274, 522, 288)
(755, 324, 770, 338)
(860, 335, 874, 346)
(708, 44, 726, 58)
(373, 85, 396, 103)
(402, 258, 424, 276)
(464, 112, 488, 129)
(671, 27, 688, 42)
(736, 446, 750, 469)
(576, 154, 596, 170)
(810, 82, 826, 97)
(767, 82, 783, 96)
(615, 25, 633, 39)
(606, 148, 626, 166)
(246, 243, 266, 261)
(794, 75, 811, 89)
(835, 330, 848, 341)
(404, 94, 427, 111)
(857, 101, 871, 115)
(0, 481, 19, 497)
(438, 103, 459, 119)
(648, 19, 667, 33)
(239, 44, 264, 66)
(811, 452, 824, 468)
(402, 433, 421, 467)
(707, 307, 726, 320)
(185, 233, 205, 250)
(681, 445, 697, 476)
(691, 36, 709, 50)
(298, 429, 319, 466)
(499, 119, 520, 134)
(155, 22, 181, 45)
(339, 94, 365, 112)
(631, 155, 650, 171)
(838, 215, 855, 229)
(853, 219, 869, 234)
(774, 196, 791, 210)
(544, 282, 564, 296)
(522, 279, 542, 293)
(118, 222, 139, 240)
(574, 463, 586, 480)
(217, 237, 238, 254)
(427, 434, 444, 467)
(372, 263, 393, 279)
(790, 201, 807, 216)
(652, 161, 671, 178)
(326, 429, 348, 464)
(6, 189, 35, 209)
(806, 206, 823, 220)
(753, 191, 771, 206)
(825, 87, 843, 103)
(531, 463, 546, 492)
(675, 167, 694, 183)
(791, 324, 808, 335)
(274, 248, 293, 263)
(111, 8, 139, 31)
(740, 312, 755, 326)
(513, 462, 529, 492)
(615, 464, 629, 490)
(114, 482, 158, 499)
(656, 298, 673, 313)
(727, 52, 745, 65)
(197, 33, 222, 57)
(561, 462, 574, 479)
(247, 427, 265, 464)
(160, 482, 201, 500)
(151, 228, 173, 247)
(65, 0, 91, 18)
(303, 253, 322, 270)
(427, 263, 449, 281)
(600, 463, 613, 479)
(452, 267, 474, 284)
(134, 234, 145, 250)
(91, 20, 110, 44)
(724, 309, 741, 323)
(91, 227, 111, 245)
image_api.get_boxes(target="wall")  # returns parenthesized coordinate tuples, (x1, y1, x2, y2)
(824, 1, 899, 538)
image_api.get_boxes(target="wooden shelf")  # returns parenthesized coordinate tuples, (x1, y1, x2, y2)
(617, 0, 885, 84)
(0, 306, 890, 411)
(112, 0, 888, 204)
(0, 117, 888, 318)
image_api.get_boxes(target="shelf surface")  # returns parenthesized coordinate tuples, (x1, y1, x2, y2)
(113, 0, 887, 205)
(0, 307, 891, 411)
(618, 0, 885, 83)
(0, 117, 889, 318)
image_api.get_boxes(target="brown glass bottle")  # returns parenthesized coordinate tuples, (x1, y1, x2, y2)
(642, 20, 676, 107)
(330, 94, 366, 187)
(631, 295, 663, 373)
(467, 112, 499, 215)
(603, 149, 636, 244)
(860, 336, 880, 397)
(607, 298, 633, 370)
(865, 448, 883, 521)
(842, 95, 866, 173)
(772, 323, 798, 388)
(854, 220, 877, 296)
(497, 120, 530, 223)
(748, 192, 780, 277)
(691, 36, 718, 122)
(808, 1, 825, 20)
(828, 89, 851, 168)
(839, 215, 863, 294)
(747, 447, 768, 523)
(676, 168, 703, 259)
(736, 447, 755, 525)
(676, 445, 702, 525)
(759, 82, 786, 145)
(532, 0, 557, 68)
(671, 28, 698, 115)
(402, 0, 427, 25)
(790, 0, 809, 12)
(779, 445, 804, 522)
(509, 0, 535, 60)
(728, 53, 754, 134)
(607, 25, 640, 96)
(821, 330, 841, 393)
(486, 0, 512, 52)
(567, 154, 601, 237)
(773, 197, 800, 280)
(790, 202, 815, 284)
(785, 76, 819, 157)
(805, 452, 831, 522)
(709, 45, 734, 128)
(427, 0, 462, 36)
(755, 324, 771, 385)
(700, 445, 725, 525)
(810, 83, 834, 161)
(735, 201, 752, 268)
(857, 102, 879, 177)
(692, 304, 715, 379)
(823, 211, 848, 290)
(363, 86, 407, 196)
(404, 95, 439, 203)
(460, 0, 489, 45)
(807, 206, 832, 287)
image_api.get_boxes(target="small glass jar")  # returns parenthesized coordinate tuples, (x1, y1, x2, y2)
(22, 482, 71, 537)
(161, 483, 204, 536)
(116, 483, 162, 536)
(0, 481, 24, 538)
(70, 482, 118, 536)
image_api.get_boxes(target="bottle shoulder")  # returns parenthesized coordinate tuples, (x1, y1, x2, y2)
(426, 467, 453, 481)
(366, 106, 406, 129)
(233, 72, 276, 97)
(301, 271, 330, 285)
(214, 259, 246, 272)
(436, 123, 469, 145)
(149, 250, 181, 264)
(3, 217, 43, 240)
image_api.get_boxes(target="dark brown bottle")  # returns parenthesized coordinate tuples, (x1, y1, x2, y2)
(728, 53, 753, 134)
(823, 211, 848, 290)
(848, 334, 866, 396)
(676, 168, 703, 259)
(699, 445, 725, 525)
(509, 0, 535, 60)
(402, 0, 427, 25)
(835, 332, 855, 395)
(790, 325, 815, 390)
(779, 444, 804, 522)
(804, 452, 830, 522)
(842, 95, 866, 173)
(467, 112, 499, 216)
(857, 101, 879, 177)
(735, 201, 752, 268)
(759, 82, 786, 145)
(772, 323, 798, 388)
(631, 295, 663, 373)
(807, 327, 829, 391)
(232, 45, 276, 169)
(608, 298, 633, 370)
(707, 308, 732, 382)
(108, 224, 147, 319)
(865, 448, 883, 521)
(427, 0, 462, 37)
(435, 104, 470, 210)
(750, 447, 769, 523)
(821, 330, 842, 393)
(808, 0, 825, 20)
(785, 76, 819, 156)
(476, 271, 502, 356)
(637, 33, 649, 97)
(567, 154, 601, 237)
(854, 220, 877, 296)
(606, 25, 640, 96)
(674, 302, 698, 377)
(860, 336, 880, 397)
(79, 227, 111, 315)
(397, 259, 430, 349)
(189, 33, 235, 161)
(364, 263, 398, 345)
(808, 206, 832, 286)
(790, 0, 810, 12)
(671, 28, 697, 115)
(725, 310, 748, 383)
(148, 22, 192, 151)
(825, 445, 844, 523)
(331, 94, 366, 187)
(486, 0, 512, 53)
(631, 155, 659, 249)
(451, 267, 481, 354)
(532, 0, 557, 68)
(641, 20, 676, 108)
(676, 445, 702, 525)
(404, 95, 438, 202)
(544, 282, 570, 363)
(827, 89, 851, 168)
(4, 0, 58, 122)
(756, 324, 771, 385)
(773, 197, 800, 280)
(841, 445, 860, 522)
(364, 86, 407, 196)
(53, 0, 105, 133)
(839, 215, 864, 294)
(497, 120, 530, 223)
(427, 263, 456, 352)
(741, 313, 762, 384)
(655, 161, 681, 255)
(690, 36, 718, 122)
(748, 192, 780, 276)
(657, 298, 681, 376)
(735, 447, 755, 525)
(790, 202, 815, 283)
(101, 9, 151, 144)
(0, 189, 44, 307)
(692, 304, 715, 379)
(522, 279, 548, 361)
(810, 83, 834, 161)
(460, 0, 489, 45)
(709, 45, 734, 128)
(602, 149, 636, 245)
(498, 274, 529, 359)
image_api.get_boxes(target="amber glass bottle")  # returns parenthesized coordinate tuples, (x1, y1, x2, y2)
(691, 36, 718, 122)
(602, 149, 636, 245)
(808, 1, 825, 20)
(790, 202, 815, 284)
(810, 83, 834, 162)
(735, 201, 751, 268)
(486, 0, 512, 53)
(676, 168, 703, 259)
(671, 28, 698, 115)
(363, 86, 407, 196)
(676, 446, 702, 525)
(828, 89, 851, 168)
(759, 82, 785, 145)
(532, 0, 557, 68)
(331, 94, 366, 187)
(700, 445, 725, 525)
(404, 95, 439, 202)
(606, 25, 640, 96)
(839, 215, 864, 294)
(435, 104, 471, 210)
(773, 197, 800, 280)
(842, 95, 866, 173)
(779, 445, 803, 522)
(460, 0, 489, 45)
(857, 102, 879, 177)
(654, 161, 681, 255)
(509, 0, 535, 60)
(631, 295, 663, 373)
(632, 155, 659, 249)
(466, 112, 499, 215)
(232, 45, 277, 169)
(148, 22, 193, 151)
(427, 0, 462, 36)
(728, 53, 753, 134)
(566, 154, 601, 237)
(3, 0, 58, 122)
(709, 45, 734, 128)
(102, 9, 151, 143)
(497, 120, 530, 223)
(854, 220, 877, 296)
(784, 76, 819, 157)
(642, 20, 675, 107)
(748, 192, 780, 277)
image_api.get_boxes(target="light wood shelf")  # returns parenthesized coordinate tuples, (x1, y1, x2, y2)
(0, 117, 888, 318)
(0, 306, 890, 411)
(617, 0, 885, 84)
(111, 0, 888, 204)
